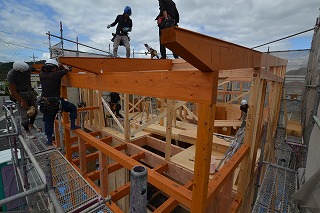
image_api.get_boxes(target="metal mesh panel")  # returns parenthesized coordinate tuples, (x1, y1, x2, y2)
(34, 150, 100, 212)
(23, 128, 52, 154)
(252, 164, 299, 213)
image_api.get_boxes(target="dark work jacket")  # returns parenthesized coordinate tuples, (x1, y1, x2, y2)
(7, 66, 35, 92)
(156, 0, 179, 23)
(40, 68, 69, 97)
(110, 14, 133, 35)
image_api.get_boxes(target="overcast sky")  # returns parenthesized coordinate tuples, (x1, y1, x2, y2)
(0, 0, 319, 62)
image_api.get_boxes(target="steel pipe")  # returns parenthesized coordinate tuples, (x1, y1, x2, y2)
(129, 165, 148, 213)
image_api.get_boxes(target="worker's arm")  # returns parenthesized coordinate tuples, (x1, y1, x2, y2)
(8, 83, 28, 108)
(108, 15, 120, 28)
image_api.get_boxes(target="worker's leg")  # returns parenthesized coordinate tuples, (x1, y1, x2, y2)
(43, 113, 56, 145)
(16, 93, 30, 131)
(60, 99, 80, 129)
(122, 36, 131, 58)
(159, 27, 166, 59)
(113, 35, 121, 57)
(27, 92, 38, 127)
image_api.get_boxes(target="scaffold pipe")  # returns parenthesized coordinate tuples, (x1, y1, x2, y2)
(129, 165, 148, 213)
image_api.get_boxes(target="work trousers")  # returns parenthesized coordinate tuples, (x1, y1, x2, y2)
(113, 35, 130, 58)
(43, 99, 77, 138)
(159, 18, 178, 59)
(16, 91, 38, 130)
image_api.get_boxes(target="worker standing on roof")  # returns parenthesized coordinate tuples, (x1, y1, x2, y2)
(7, 61, 38, 132)
(156, 0, 179, 59)
(107, 6, 133, 58)
(39, 59, 80, 146)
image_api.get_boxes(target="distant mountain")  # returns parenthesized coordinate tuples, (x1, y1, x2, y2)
(286, 67, 307, 76)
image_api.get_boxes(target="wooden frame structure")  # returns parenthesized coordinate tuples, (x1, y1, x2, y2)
(54, 27, 286, 212)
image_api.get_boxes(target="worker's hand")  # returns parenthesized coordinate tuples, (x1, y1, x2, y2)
(62, 65, 70, 71)
(107, 24, 111, 29)
(20, 100, 28, 109)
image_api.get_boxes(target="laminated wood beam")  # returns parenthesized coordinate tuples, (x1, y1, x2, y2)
(161, 27, 287, 72)
(61, 69, 216, 104)
(59, 57, 172, 73)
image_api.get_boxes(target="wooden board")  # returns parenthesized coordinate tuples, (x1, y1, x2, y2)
(101, 127, 150, 141)
(171, 145, 224, 177)
(286, 120, 302, 137)
(144, 123, 230, 152)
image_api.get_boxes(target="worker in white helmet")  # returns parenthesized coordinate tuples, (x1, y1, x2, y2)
(39, 58, 80, 146)
(7, 61, 38, 132)
(239, 100, 249, 121)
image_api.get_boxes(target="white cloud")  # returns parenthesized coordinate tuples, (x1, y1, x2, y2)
(0, 0, 319, 61)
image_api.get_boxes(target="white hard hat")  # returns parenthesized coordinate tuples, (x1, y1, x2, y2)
(45, 58, 59, 67)
(13, 61, 29, 72)
(241, 100, 248, 105)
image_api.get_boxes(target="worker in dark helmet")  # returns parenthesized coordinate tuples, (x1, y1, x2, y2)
(7, 61, 38, 132)
(39, 58, 80, 146)
(110, 92, 123, 118)
(107, 6, 133, 58)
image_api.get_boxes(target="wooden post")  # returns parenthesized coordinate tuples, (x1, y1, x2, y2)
(61, 86, 72, 162)
(165, 100, 174, 161)
(237, 71, 267, 212)
(160, 99, 165, 126)
(79, 138, 87, 176)
(99, 151, 109, 198)
(124, 93, 130, 143)
(191, 103, 216, 213)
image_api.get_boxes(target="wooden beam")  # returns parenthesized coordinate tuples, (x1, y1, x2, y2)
(59, 57, 173, 74)
(207, 145, 249, 201)
(61, 69, 216, 104)
(110, 183, 131, 203)
(161, 27, 287, 72)
(63, 125, 193, 207)
(154, 180, 193, 213)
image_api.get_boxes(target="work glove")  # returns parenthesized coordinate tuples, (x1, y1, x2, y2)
(107, 24, 111, 29)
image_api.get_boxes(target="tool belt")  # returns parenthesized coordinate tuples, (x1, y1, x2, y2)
(38, 97, 61, 114)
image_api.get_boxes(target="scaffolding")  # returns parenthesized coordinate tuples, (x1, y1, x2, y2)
(0, 106, 112, 212)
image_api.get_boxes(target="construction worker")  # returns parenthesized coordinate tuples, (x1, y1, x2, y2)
(156, 0, 179, 59)
(7, 61, 38, 132)
(107, 6, 133, 58)
(239, 100, 249, 121)
(144, 44, 159, 59)
(110, 92, 123, 118)
(39, 59, 80, 146)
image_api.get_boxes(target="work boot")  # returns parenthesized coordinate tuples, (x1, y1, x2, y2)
(70, 119, 80, 130)
(46, 136, 53, 146)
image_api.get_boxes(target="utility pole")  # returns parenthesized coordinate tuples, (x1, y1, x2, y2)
(30, 53, 38, 64)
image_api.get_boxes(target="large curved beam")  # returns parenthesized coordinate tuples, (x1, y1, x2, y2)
(161, 27, 287, 72)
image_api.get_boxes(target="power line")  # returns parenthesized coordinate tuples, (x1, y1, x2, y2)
(252, 27, 315, 49)
(0, 30, 48, 45)
(0, 39, 47, 53)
